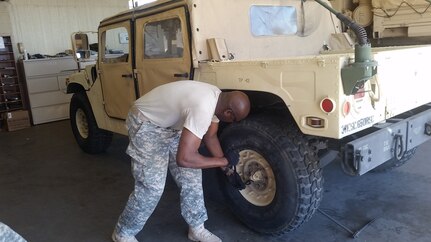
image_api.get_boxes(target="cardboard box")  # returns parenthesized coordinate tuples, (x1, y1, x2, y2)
(2, 110, 31, 131)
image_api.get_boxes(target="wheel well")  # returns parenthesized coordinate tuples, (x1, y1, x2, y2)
(218, 90, 297, 133)
(241, 90, 294, 120)
(67, 83, 85, 94)
(220, 90, 289, 113)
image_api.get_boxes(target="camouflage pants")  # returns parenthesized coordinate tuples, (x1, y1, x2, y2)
(115, 111, 208, 237)
(0, 222, 26, 242)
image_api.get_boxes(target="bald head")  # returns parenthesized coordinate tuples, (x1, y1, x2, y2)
(215, 91, 250, 123)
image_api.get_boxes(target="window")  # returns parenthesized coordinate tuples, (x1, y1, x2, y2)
(250, 6, 297, 37)
(144, 18, 184, 59)
(128, 0, 156, 9)
(102, 27, 129, 63)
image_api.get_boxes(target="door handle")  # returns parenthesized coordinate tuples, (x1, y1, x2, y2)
(174, 73, 189, 78)
(122, 73, 133, 78)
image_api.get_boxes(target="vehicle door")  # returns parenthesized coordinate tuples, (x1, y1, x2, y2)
(134, 7, 192, 96)
(99, 21, 135, 119)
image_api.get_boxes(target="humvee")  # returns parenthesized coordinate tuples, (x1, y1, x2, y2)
(66, 0, 431, 235)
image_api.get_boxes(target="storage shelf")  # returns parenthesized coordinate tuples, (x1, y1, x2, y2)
(0, 35, 24, 113)
(1, 83, 19, 87)
(0, 98, 21, 102)
(0, 107, 23, 112)
(0, 76, 18, 79)
(0, 91, 21, 95)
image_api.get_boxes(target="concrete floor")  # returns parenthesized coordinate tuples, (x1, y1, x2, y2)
(1, 120, 431, 242)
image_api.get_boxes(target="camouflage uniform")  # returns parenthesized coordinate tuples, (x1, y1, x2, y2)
(0, 222, 26, 242)
(114, 110, 208, 237)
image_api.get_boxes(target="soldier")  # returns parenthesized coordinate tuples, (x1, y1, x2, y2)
(112, 81, 250, 242)
(0, 222, 27, 242)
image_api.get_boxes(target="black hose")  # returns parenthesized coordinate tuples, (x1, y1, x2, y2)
(335, 12, 369, 46)
(313, 0, 369, 46)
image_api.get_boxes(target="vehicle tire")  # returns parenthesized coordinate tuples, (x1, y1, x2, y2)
(219, 115, 323, 235)
(372, 148, 417, 172)
(70, 92, 113, 154)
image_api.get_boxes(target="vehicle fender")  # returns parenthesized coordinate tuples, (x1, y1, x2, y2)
(66, 66, 95, 93)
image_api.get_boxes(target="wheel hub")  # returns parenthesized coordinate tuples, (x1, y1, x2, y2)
(237, 149, 276, 206)
(75, 108, 89, 139)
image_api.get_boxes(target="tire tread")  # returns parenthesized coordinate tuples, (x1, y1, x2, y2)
(70, 92, 113, 154)
(220, 114, 323, 235)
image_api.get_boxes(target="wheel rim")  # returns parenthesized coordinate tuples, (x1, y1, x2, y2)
(75, 108, 89, 139)
(236, 149, 276, 206)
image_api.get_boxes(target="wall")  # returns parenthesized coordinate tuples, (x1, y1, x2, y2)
(0, 0, 128, 57)
(0, 2, 12, 36)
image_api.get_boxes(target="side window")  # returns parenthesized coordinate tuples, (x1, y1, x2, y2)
(144, 18, 183, 59)
(250, 6, 297, 37)
(102, 27, 129, 63)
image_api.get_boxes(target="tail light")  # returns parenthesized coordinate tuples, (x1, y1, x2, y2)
(306, 117, 325, 128)
(342, 101, 351, 116)
(320, 98, 336, 114)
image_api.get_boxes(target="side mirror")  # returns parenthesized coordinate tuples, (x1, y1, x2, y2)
(71, 31, 98, 71)
(72, 33, 90, 59)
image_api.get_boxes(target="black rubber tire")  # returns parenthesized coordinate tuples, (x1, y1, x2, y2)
(372, 148, 417, 172)
(70, 92, 113, 154)
(219, 115, 323, 235)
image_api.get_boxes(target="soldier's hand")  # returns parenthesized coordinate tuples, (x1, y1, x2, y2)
(222, 166, 245, 190)
(224, 150, 240, 167)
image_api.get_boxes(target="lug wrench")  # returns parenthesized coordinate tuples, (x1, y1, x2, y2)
(318, 208, 378, 239)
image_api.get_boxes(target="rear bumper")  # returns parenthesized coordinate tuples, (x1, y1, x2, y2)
(342, 104, 431, 175)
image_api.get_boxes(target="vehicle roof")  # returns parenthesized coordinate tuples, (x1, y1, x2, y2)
(100, 0, 186, 27)
(98, 0, 341, 63)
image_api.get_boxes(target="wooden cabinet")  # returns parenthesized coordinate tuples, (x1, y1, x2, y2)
(0, 35, 25, 113)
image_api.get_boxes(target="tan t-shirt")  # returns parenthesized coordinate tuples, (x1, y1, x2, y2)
(134, 81, 221, 139)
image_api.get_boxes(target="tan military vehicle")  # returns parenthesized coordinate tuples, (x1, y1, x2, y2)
(333, 0, 431, 45)
(66, 0, 431, 235)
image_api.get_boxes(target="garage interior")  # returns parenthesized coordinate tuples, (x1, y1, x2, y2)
(2, 0, 431, 241)
(3, 121, 431, 242)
